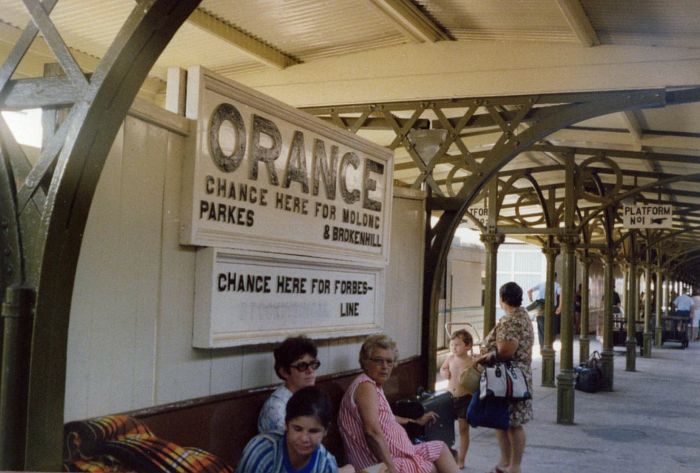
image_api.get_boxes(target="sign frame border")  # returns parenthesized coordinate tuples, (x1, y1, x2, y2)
(180, 66, 394, 265)
(193, 247, 386, 348)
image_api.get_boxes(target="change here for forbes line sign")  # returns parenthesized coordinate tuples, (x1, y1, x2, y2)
(193, 248, 383, 348)
(181, 67, 393, 263)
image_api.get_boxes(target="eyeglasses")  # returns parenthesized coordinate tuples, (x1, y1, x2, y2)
(367, 357, 395, 367)
(290, 360, 321, 372)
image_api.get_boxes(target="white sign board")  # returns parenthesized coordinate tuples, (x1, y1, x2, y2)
(622, 204, 673, 228)
(193, 248, 384, 348)
(466, 200, 488, 229)
(181, 66, 393, 264)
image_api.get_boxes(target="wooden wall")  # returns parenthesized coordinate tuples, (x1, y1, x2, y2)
(64, 100, 427, 422)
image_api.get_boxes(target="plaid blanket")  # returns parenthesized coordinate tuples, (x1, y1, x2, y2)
(64, 415, 233, 473)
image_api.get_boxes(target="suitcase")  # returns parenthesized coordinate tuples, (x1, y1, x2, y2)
(392, 390, 455, 447)
(574, 365, 601, 392)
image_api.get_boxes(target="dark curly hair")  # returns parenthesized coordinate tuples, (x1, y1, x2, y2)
(499, 281, 523, 308)
(273, 335, 317, 380)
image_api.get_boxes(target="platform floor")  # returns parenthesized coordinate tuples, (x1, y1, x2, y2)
(455, 338, 700, 473)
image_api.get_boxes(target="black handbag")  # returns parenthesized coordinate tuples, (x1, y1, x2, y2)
(525, 299, 545, 311)
(466, 389, 510, 430)
(575, 351, 602, 393)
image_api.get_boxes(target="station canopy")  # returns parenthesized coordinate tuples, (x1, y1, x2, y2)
(2, 0, 700, 281)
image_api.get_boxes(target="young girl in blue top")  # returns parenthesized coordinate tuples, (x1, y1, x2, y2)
(237, 386, 354, 473)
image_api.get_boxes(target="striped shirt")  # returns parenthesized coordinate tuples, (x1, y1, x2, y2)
(258, 385, 293, 434)
(235, 432, 338, 473)
(337, 374, 443, 473)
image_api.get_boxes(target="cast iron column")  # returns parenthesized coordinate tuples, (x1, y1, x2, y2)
(578, 254, 591, 363)
(654, 267, 663, 346)
(480, 233, 504, 336)
(600, 249, 615, 391)
(626, 257, 638, 371)
(642, 251, 653, 357)
(541, 244, 559, 387)
(557, 233, 578, 424)
(0, 286, 34, 470)
(663, 273, 670, 318)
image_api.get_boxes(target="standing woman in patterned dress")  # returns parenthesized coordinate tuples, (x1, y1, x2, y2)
(338, 334, 459, 473)
(476, 282, 534, 473)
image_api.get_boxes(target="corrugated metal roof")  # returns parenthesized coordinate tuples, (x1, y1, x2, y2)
(2, 0, 700, 252)
(583, 0, 700, 46)
(201, 0, 406, 60)
(417, 0, 576, 42)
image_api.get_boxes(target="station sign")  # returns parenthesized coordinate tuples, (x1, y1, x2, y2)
(181, 66, 393, 264)
(193, 248, 384, 348)
(621, 204, 673, 228)
(179, 67, 392, 347)
(465, 199, 488, 230)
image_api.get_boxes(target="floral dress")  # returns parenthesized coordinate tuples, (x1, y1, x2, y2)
(482, 306, 534, 426)
(257, 385, 293, 434)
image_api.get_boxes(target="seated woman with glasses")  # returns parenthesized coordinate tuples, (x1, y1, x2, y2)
(338, 334, 459, 473)
(258, 335, 322, 434)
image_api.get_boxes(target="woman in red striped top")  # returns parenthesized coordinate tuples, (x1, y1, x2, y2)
(338, 335, 459, 473)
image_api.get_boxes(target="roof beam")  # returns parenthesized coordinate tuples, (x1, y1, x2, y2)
(555, 0, 600, 47)
(529, 144, 700, 165)
(593, 184, 700, 200)
(0, 21, 165, 101)
(549, 128, 700, 152)
(619, 111, 643, 151)
(368, 0, 450, 43)
(187, 8, 299, 69)
(0, 76, 81, 109)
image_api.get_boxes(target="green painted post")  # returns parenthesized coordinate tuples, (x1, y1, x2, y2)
(0, 286, 34, 470)
(664, 274, 670, 317)
(578, 255, 591, 364)
(480, 233, 504, 336)
(600, 249, 615, 391)
(557, 234, 577, 424)
(541, 245, 558, 387)
(556, 155, 576, 425)
(626, 257, 637, 371)
(642, 252, 653, 357)
(655, 267, 663, 346)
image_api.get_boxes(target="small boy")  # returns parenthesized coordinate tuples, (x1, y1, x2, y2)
(439, 329, 475, 469)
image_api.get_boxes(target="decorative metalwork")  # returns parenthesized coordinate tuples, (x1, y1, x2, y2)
(0, 1, 202, 468)
(306, 86, 700, 398)
(576, 155, 623, 204)
(500, 173, 548, 227)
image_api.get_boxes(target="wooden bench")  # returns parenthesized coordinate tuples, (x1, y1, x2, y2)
(123, 357, 423, 467)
